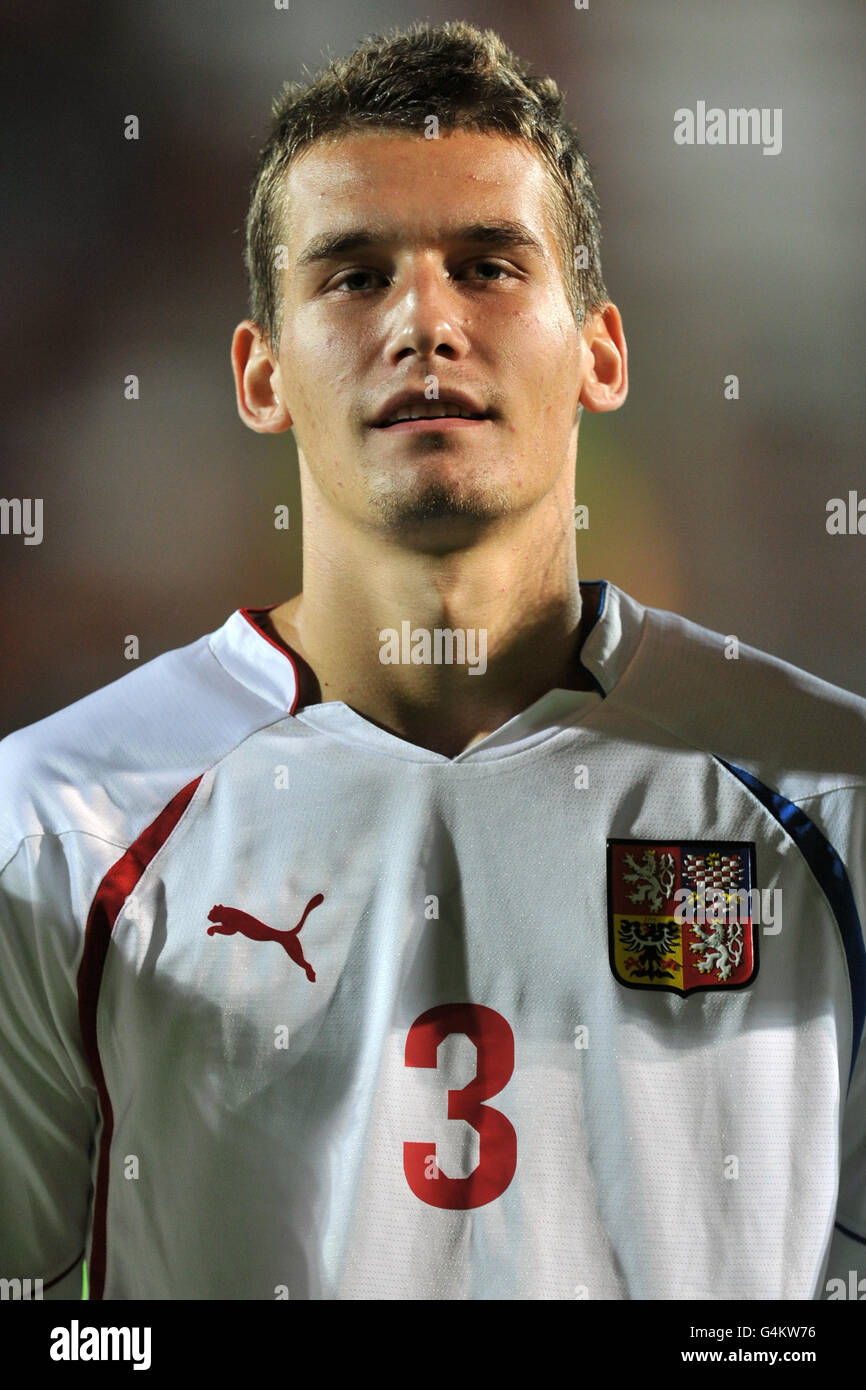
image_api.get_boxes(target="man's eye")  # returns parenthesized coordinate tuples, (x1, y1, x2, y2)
(331, 269, 383, 293)
(465, 260, 510, 281)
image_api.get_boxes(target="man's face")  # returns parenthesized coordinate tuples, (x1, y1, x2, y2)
(272, 128, 585, 546)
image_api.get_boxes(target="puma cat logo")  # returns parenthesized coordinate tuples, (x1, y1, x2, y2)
(206, 893, 324, 982)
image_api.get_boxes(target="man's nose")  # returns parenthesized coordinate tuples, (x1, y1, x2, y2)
(383, 258, 471, 363)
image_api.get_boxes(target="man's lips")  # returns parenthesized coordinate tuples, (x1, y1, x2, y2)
(368, 387, 491, 428)
(373, 417, 492, 433)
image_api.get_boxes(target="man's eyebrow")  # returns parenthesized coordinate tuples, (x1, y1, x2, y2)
(294, 221, 547, 269)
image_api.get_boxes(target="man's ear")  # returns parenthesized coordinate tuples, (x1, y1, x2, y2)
(230, 320, 294, 434)
(578, 303, 628, 414)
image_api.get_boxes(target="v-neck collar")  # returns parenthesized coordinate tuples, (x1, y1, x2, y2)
(292, 683, 602, 764)
(208, 580, 647, 764)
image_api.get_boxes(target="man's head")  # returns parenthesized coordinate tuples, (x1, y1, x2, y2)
(244, 21, 608, 353)
(232, 22, 626, 552)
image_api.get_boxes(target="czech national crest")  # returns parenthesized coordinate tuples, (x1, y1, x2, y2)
(607, 839, 759, 996)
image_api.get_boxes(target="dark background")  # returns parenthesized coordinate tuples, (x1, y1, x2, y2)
(2, 0, 864, 736)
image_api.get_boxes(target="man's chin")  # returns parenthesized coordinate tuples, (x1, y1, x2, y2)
(368, 478, 513, 549)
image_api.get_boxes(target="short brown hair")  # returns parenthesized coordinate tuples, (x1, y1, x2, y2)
(243, 20, 609, 350)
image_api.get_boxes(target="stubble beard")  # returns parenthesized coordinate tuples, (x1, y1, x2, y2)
(366, 438, 513, 541)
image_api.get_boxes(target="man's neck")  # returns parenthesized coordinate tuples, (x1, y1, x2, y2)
(263, 518, 598, 758)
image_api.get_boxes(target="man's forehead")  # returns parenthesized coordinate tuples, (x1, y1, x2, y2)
(282, 129, 558, 253)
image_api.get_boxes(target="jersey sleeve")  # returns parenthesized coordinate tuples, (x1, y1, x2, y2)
(0, 835, 99, 1298)
(797, 784, 866, 1295)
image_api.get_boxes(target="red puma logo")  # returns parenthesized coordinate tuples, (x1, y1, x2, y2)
(206, 893, 323, 982)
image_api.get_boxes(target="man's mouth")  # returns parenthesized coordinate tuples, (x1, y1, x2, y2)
(369, 390, 492, 430)
(374, 413, 491, 433)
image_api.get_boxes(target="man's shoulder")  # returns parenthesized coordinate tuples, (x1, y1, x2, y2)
(0, 611, 296, 869)
(611, 585, 866, 801)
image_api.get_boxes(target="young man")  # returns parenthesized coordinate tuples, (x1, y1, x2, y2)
(1, 22, 864, 1301)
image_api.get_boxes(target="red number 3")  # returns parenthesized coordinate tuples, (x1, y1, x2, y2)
(403, 1003, 517, 1209)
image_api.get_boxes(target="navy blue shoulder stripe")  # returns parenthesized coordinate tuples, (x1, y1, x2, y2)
(715, 757, 866, 1086)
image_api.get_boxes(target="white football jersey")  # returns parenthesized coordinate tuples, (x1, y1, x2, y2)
(1, 581, 864, 1300)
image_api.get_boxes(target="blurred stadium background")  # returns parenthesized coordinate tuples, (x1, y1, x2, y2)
(1, 0, 864, 729)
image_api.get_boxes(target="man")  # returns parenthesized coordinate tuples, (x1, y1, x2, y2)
(1, 21, 864, 1301)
